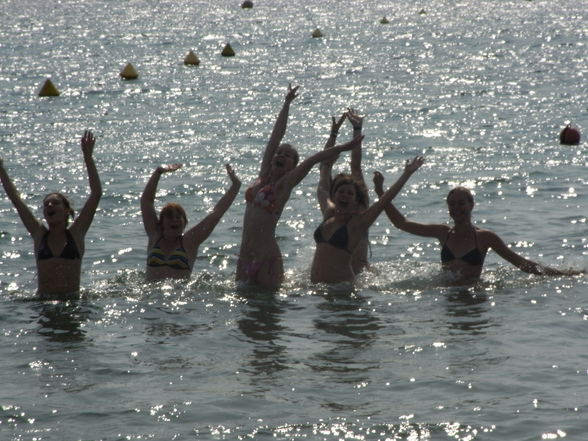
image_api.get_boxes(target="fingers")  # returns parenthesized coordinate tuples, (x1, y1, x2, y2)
(286, 84, 300, 101)
(225, 163, 241, 184)
(161, 163, 182, 173)
(81, 130, 95, 145)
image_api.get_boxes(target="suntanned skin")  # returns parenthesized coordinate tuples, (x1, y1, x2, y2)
(0, 130, 102, 299)
(237, 84, 362, 289)
(373, 180, 585, 284)
(141, 163, 241, 282)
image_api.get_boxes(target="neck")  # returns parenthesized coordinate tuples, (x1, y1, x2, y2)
(46, 221, 67, 232)
(453, 219, 473, 230)
(161, 232, 182, 242)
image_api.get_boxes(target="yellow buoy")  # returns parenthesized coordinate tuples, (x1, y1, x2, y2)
(311, 28, 323, 38)
(184, 50, 200, 65)
(221, 43, 235, 57)
(380, 16, 390, 24)
(38, 78, 60, 97)
(120, 62, 139, 80)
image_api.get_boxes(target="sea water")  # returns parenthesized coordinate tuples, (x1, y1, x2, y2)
(0, 0, 587, 439)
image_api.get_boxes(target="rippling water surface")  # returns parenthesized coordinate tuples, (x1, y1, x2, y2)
(1, 0, 587, 440)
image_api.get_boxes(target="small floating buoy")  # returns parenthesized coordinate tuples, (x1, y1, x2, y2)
(560, 124, 581, 145)
(418, 9, 427, 14)
(120, 63, 139, 80)
(380, 16, 390, 24)
(241, 0, 253, 8)
(184, 50, 200, 65)
(311, 28, 323, 38)
(221, 43, 235, 57)
(38, 78, 60, 97)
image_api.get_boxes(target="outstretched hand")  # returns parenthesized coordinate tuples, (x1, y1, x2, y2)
(225, 163, 241, 186)
(405, 156, 425, 173)
(347, 108, 363, 130)
(373, 171, 385, 196)
(331, 112, 347, 133)
(157, 163, 182, 174)
(285, 83, 300, 103)
(81, 130, 96, 157)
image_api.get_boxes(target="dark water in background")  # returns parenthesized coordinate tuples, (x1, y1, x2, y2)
(1, 0, 587, 439)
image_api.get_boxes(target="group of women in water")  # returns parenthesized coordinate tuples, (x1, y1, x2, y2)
(0, 85, 583, 299)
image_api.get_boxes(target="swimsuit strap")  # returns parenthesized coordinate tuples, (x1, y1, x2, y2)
(147, 236, 191, 270)
(37, 229, 81, 260)
(313, 218, 351, 253)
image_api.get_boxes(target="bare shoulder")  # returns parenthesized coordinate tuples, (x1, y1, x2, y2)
(476, 228, 506, 248)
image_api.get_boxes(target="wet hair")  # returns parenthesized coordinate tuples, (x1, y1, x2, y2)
(43, 193, 75, 223)
(159, 203, 188, 230)
(446, 186, 474, 205)
(278, 143, 299, 166)
(330, 173, 369, 207)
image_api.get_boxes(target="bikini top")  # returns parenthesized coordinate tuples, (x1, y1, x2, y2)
(147, 238, 191, 271)
(245, 180, 280, 215)
(440, 228, 485, 266)
(37, 230, 81, 261)
(314, 220, 351, 253)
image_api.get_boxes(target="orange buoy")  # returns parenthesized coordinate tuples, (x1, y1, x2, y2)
(560, 124, 581, 145)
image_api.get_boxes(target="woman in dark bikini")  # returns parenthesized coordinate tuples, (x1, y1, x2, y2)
(372, 180, 584, 284)
(237, 84, 362, 290)
(318, 108, 370, 274)
(311, 156, 424, 284)
(0, 130, 102, 299)
(141, 163, 240, 282)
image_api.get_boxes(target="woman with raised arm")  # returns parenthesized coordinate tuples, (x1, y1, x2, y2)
(318, 108, 370, 273)
(141, 163, 240, 282)
(372, 177, 584, 284)
(311, 156, 424, 284)
(0, 130, 102, 299)
(237, 84, 363, 290)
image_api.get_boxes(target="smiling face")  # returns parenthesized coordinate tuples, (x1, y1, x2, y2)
(272, 144, 299, 173)
(330, 174, 368, 213)
(159, 203, 187, 237)
(446, 187, 474, 222)
(43, 193, 73, 226)
(333, 183, 359, 212)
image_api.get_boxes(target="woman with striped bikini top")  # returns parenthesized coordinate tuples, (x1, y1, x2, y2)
(147, 237, 191, 271)
(141, 162, 241, 282)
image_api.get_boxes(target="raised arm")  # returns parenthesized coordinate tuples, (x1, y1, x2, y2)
(372, 168, 448, 239)
(259, 84, 299, 177)
(318, 113, 347, 215)
(347, 108, 364, 181)
(487, 231, 584, 276)
(285, 134, 364, 190)
(71, 131, 103, 235)
(357, 156, 425, 230)
(0, 157, 43, 235)
(184, 164, 242, 245)
(141, 163, 182, 237)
